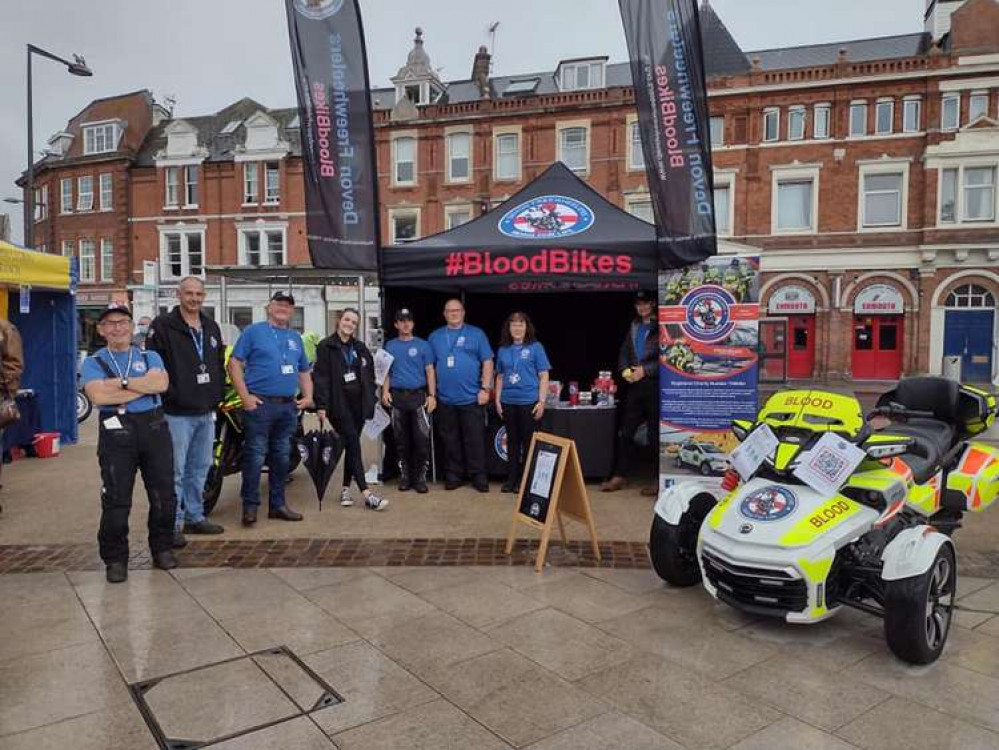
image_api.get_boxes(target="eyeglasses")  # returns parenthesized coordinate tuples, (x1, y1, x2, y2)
(101, 319, 132, 328)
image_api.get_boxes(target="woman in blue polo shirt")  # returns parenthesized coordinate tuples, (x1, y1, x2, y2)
(495, 312, 551, 493)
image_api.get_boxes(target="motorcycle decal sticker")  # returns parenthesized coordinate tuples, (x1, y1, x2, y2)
(739, 486, 798, 522)
(498, 195, 595, 239)
(808, 499, 851, 529)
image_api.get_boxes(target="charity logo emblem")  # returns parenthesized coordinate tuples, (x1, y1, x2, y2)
(740, 486, 798, 522)
(293, 0, 344, 19)
(133, 361, 147, 374)
(494, 426, 508, 462)
(456, 336, 465, 347)
(288, 340, 299, 351)
(408, 347, 418, 357)
(520, 348, 531, 359)
(498, 194, 595, 239)
(680, 286, 736, 343)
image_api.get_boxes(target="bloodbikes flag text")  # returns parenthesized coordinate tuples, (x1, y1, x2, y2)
(619, 0, 718, 266)
(286, 0, 379, 270)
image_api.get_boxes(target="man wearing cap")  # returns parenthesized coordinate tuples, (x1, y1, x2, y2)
(228, 292, 313, 526)
(382, 308, 436, 493)
(81, 304, 178, 583)
(601, 290, 659, 494)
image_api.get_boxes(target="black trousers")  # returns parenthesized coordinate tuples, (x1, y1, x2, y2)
(503, 404, 536, 485)
(391, 388, 430, 477)
(97, 409, 177, 565)
(436, 402, 486, 483)
(613, 379, 658, 478)
(332, 395, 367, 493)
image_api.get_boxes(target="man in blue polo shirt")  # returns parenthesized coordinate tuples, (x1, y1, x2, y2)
(229, 292, 313, 526)
(428, 299, 494, 492)
(383, 308, 436, 493)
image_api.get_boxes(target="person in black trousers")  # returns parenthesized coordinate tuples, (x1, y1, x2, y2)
(314, 308, 388, 511)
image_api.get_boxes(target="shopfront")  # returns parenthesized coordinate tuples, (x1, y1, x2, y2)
(767, 285, 817, 379)
(852, 283, 904, 380)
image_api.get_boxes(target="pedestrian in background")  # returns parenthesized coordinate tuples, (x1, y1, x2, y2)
(495, 312, 550, 493)
(132, 316, 153, 349)
(147, 277, 226, 547)
(315, 308, 388, 510)
(228, 292, 312, 526)
(81, 303, 177, 583)
(0, 316, 23, 514)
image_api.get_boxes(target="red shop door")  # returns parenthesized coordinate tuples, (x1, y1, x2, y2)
(852, 315, 903, 380)
(760, 319, 787, 382)
(787, 315, 815, 379)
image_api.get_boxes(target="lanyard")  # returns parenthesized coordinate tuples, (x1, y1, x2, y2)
(189, 327, 206, 371)
(509, 343, 528, 379)
(342, 341, 357, 367)
(445, 326, 465, 355)
(270, 326, 289, 365)
(103, 347, 135, 381)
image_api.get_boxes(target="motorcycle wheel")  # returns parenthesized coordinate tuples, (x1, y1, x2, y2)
(648, 494, 714, 587)
(77, 390, 92, 423)
(202, 465, 224, 517)
(884, 543, 956, 665)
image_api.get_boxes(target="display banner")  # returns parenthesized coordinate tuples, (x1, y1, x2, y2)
(619, 0, 717, 266)
(658, 257, 761, 484)
(286, 0, 379, 270)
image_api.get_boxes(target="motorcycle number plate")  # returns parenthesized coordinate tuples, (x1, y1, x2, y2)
(196, 373, 211, 385)
(281, 364, 295, 375)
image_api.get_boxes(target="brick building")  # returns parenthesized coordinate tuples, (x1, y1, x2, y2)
(22, 0, 999, 382)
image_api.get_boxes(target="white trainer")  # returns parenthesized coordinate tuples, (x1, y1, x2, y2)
(340, 488, 355, 507)
(365, 493, 389, 511)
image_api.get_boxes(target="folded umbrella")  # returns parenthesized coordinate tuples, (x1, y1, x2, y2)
(297, 427, 344, 510)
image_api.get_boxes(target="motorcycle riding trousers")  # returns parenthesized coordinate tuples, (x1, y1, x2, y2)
(390, 388, 430, 479)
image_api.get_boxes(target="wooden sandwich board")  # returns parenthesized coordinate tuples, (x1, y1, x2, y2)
(505, 432, 601, 572)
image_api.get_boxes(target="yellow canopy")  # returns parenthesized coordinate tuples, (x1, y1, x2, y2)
(0, 240, 72, 291)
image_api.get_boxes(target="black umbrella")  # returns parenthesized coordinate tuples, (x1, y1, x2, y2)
(297, 428, 344, 510)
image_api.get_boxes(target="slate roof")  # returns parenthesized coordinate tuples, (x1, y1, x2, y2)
(747, 32, 933, 71)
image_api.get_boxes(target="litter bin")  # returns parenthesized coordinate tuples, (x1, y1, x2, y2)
(942, 355, 962, 381)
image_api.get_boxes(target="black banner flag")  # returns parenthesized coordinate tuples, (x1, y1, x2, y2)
(619, 0, 717, 266)
(286, 0, 379, 270)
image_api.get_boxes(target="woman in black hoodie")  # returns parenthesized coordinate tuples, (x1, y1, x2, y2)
(314, 308, 388, 511)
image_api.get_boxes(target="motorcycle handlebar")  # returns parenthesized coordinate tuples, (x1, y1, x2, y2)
(866, 403, 937, 421)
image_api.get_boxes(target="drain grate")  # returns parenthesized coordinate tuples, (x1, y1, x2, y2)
(129, 646, 344, 749)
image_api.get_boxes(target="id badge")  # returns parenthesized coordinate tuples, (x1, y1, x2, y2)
(196, 373, 211, 385)
(103, 416, 123, 430)
(281, 364, 295, 375)
(344, 372, 357, 383)
(446, 355, 456, 369)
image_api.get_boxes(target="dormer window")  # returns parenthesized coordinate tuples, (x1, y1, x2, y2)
(558, 59, 606, 92)
(83, 122, 120, 155)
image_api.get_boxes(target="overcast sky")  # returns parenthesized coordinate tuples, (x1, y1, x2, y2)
(1, 0, 924, 244)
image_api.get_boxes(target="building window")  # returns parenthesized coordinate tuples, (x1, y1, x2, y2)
(230, 307, 254, 330)
(162, 231, 205, 279)
(862, 172, 904, 227)
(264, 162, 280, 203)
(165, 167, 180, 207)
(444, 205, 472, 230)
(628, 121, 645, 169)
(79, 239, 96, 282)
(559, 61, 604, 91)
(849, 101, 868, 137)
(495, 133, 520, 181)
(942, 94, 960, 131)
(446, 132, 471, 183)
(945, 284, 995, 308)
(813, 104, 831, 139)
(77, 176, 94, 211)
(390, 209, 419, 243)
(558, 126, 588, 172)
(776, 177, 815, 232)
(33, 186, 48, 222)
(965, 166, 996, 222)
(626, 197, 654, 224)
(714, 182, 732, 236)
(83, 123, 117, 155)
(788, 107, 806, 141)
(243, 162, 259, 204)
(241, 229, 284, 266)
(100, 239, 114, 282)
(940, 168, 958, 223)
(709, 116, 725, 147)
(875, 100, 894, 135)
(61, 240, 74, 257)
(903, 97, 922, 133)
(393, 136, 416, 185)
(763, 108, 779, 142)
(970, 92, 989, 122)
(99, 174, 112, 211)
(184, 165, 199, 206)
(60, 178, 72, 214)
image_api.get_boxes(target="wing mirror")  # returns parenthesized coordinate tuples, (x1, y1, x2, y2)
(731, 419, 753, 441)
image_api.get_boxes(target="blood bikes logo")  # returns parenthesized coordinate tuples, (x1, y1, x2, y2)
(740, 486, 798, 522)
(680, 285, 736, 344)
(498, 195, 595, 239)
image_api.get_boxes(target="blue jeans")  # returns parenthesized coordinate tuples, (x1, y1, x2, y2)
(240, 400, 297, 510)
(165, 413, 214, 529)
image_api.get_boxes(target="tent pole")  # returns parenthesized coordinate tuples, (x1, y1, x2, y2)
(358, 274, 366, 344)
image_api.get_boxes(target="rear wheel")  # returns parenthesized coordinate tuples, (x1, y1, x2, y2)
(202, 465, 224, 516)
(649, 494, 714, 587)
(884, 543, 956, 664)
(77, 390, 92, 423)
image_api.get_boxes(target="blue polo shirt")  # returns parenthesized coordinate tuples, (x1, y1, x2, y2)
(428, 324, 493, 406)
(497, 342, 551, 406)
(231, 322, 310, 397)
(385, 337, 433, 389)
(82, 347, 165, 414)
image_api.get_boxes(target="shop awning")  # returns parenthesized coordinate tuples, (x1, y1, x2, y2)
(0, 240, 72, 291)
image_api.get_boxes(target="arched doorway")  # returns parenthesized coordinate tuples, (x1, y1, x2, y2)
(943, 283, 996, 383)
(851, 283, 906, 380)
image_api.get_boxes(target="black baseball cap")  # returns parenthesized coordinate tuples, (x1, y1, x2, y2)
(98, 302, 133, 322)
(634, 290, 656, 303)
(394, 308, 414, 322)
(270, 291, 296, 305)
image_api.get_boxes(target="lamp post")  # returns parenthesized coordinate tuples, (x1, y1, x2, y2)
(24, 44, 92, 250)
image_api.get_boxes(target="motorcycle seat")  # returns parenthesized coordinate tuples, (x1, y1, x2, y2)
(875, 419, 955, 483)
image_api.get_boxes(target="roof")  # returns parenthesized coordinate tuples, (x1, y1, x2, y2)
(700, 2, 751, 76)
(747, 32, 932, 71)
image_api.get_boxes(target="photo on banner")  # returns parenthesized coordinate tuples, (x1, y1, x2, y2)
(658, 256, 761, 485)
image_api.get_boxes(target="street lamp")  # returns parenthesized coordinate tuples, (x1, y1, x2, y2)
(24, 44, 92, 250)
(3, 198, 25, 205)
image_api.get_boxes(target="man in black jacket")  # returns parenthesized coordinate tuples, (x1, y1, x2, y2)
(601, 290, 659, 494)
(147, 277, 227, 544)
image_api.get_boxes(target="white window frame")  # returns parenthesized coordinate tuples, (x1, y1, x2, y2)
(625, 193, 654, 224)
(559, 60, 604, 92)
(709, 116, 725, 148)
(82, 121, 119, 155)
(875, 99, 894, 135)
(388, 207, 421, 244)
(936, 163, 999, 227)
(61, 239, 74, 258)
(237, 223, 286, 267)
(392, 133, 417, 187)
(626, 115, 645, 171)
(77, 176, 94, 212)
(788, 106, 806, 141)
(99, 173, 112, 212)
(264, 161, 280, 204)
(763, 108, 779, 142)
(556, 120, 590, 174)
(60, 178, 72, 214)
(100, 238, 114, 282)
(902, 96, 922, 133)
(79, 239, 96, 283)
(963, 165, 997, 223)
(33, 185, 47, 222)
(942, 94, 960, 131)
(493, 126, 521, 182)
(444, 203, 473, 230)
(969, 91, 990, 122)
(165, 167, 180, 208)
(771, 165, 820, 235)
(159, 226, 207, 280)
(857, 161, 910, 231)
(184, 165, 199, 207)
(713, 173, 736, 237)
(445, 129, 472, 184)
(849, 101, 868, 138)
(813, 103, 831, 139)
(243, 162, 259, 205)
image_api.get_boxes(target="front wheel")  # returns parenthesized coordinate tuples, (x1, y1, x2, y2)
(884, 543, 956, 665)
(203, 465, 224, 516)
(77, 390, 92, 423)
(648, 494, 714, 587)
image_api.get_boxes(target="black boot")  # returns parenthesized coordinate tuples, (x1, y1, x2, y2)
(398, 462, 412, 492)
(413, 465, 428, 494)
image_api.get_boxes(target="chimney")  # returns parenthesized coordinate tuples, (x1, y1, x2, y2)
(472, 45, 491, 99)
(924, 0, 967, 41)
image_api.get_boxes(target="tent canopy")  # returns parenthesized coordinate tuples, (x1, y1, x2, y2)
(0, 240, 72, 291)
(381, 162, 677, 294)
